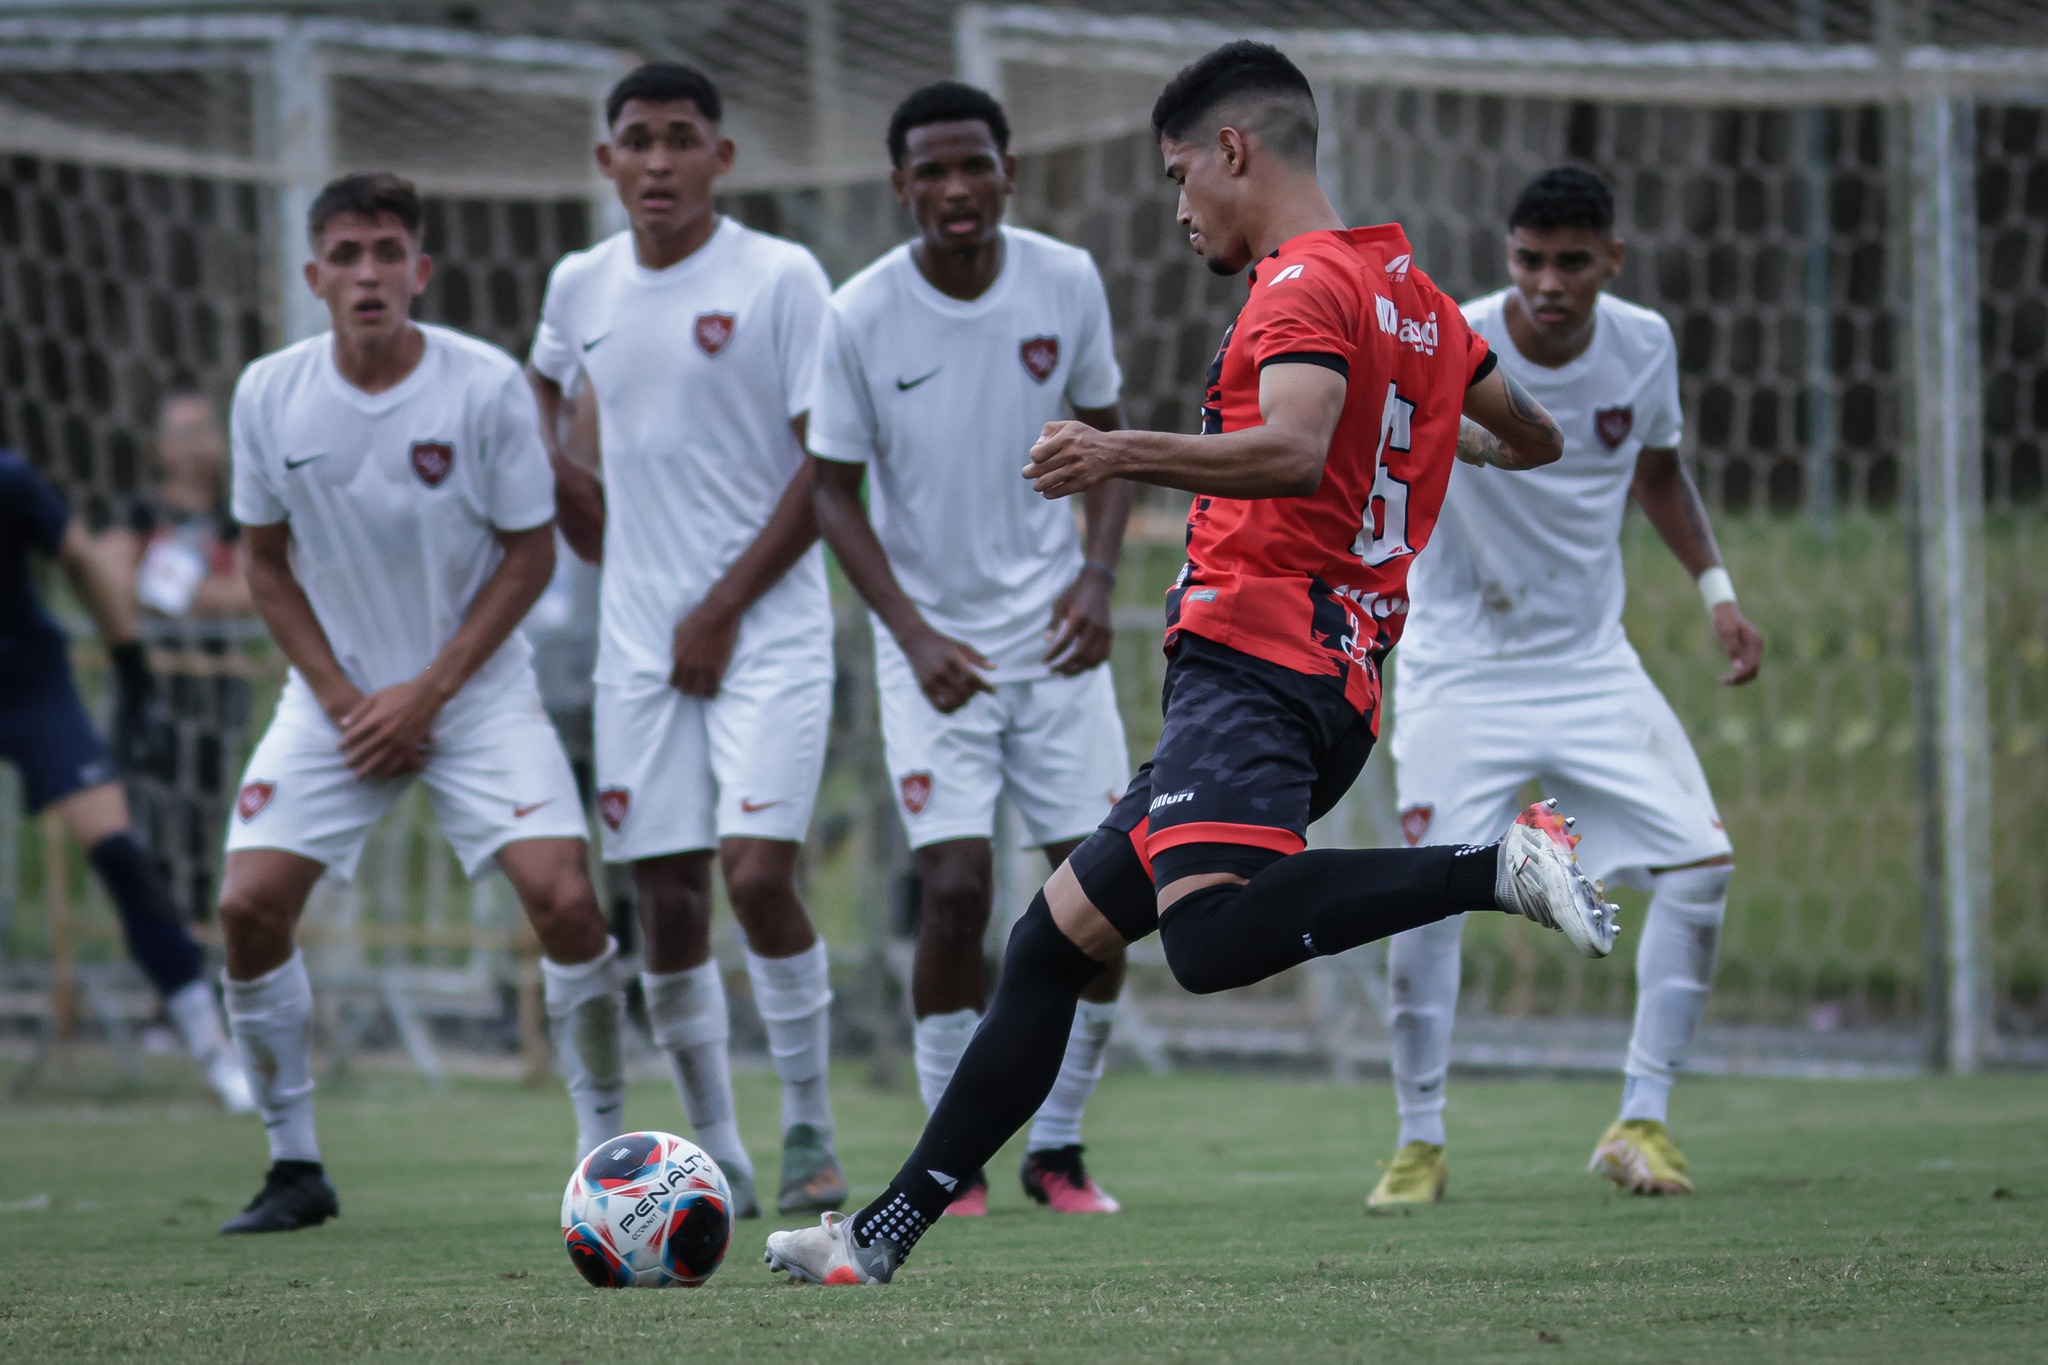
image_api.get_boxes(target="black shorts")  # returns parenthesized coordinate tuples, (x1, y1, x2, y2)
(1100, 633, 1376, 889)
(0, 663, 118, 812)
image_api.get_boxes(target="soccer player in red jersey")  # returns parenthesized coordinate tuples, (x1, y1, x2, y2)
(767, 41, 1617, 1286)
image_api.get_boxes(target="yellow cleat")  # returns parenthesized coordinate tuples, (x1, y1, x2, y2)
(1589, 1118, 1694, 1195)
(1367, 1141, 1448, 1208)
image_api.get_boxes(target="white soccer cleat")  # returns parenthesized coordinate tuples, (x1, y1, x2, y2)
(1497, 799, 1620, 958)
(763, 1212, 898, 1286)
(205, 1050, 256, 1115)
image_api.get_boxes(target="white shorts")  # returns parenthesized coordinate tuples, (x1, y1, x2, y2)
(592, 649, 831, 861)
(1389, 664, 1731, 889)
(226, 673, 587, 880)
(877, 639, 1130, 850)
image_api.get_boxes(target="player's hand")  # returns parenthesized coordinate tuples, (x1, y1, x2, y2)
(670, 601, 741, 699)
(1712, 602, 1763, 686)
(1024, 421, 1123, 500)
(1043, 567, 1116, 675)
(338, 679, 439, 780)
(903, 626, 996, 714)
(107, 641, 176, 777)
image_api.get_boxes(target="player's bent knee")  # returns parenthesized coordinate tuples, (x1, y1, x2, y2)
(1652, 863, 1733, 922)
(1157, 888, 1249, 996)
(1002, 891, 1107, 995)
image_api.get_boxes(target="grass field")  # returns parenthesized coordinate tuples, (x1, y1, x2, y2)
(3, 1063, 2044, 1363)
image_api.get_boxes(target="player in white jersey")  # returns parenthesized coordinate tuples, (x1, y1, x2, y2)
(1369, 166, 1766, 1205)
(810, 83, 1134, 1217)
(216, 175, 626, 1233)
(526, 63, 844, 1218)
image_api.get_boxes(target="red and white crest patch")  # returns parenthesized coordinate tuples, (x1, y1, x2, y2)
(597, 787, 631, 832)
(1594, 406, 1634, 451)
(237, 781, 275, 823)
(899, 771, 933, 816)
(694, 312, 736, 356)
(1019, 335, 1059, 384)
(410, 440, 454, 487)
(1399, 804, 1433, 847)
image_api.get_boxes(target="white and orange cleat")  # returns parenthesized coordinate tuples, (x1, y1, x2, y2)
(1021, 1146, 1121, 1213)
(1497, 799, 1620, 958)
(763, 1212, 900, 1286)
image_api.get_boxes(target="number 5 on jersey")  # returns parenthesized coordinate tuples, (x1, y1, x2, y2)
(1353, 381, 1416, 567)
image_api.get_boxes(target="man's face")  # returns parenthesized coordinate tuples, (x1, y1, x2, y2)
(894, 119, 1013, 256)
(304, 212, 430, 346)
(1506, 226, 1624, 341)
(155, 395, 226, 485)
(1161, 132, 1251, 276)
(598, 98, 732, 236)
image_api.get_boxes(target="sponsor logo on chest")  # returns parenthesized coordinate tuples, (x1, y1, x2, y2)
(410, 440, 455, 487)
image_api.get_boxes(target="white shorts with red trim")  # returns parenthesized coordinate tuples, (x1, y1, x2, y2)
(225, 671, 586, 880)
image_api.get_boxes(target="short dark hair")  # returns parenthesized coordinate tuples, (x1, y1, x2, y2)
(886, 80, 1010, 168)
(306, 172, 421, 247)
(1150, 40, 1317, 165)
(1509, 166, 1615, 235)
(606, 61, 721, 128)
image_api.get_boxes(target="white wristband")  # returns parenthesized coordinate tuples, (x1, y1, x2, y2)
(1697, 566, 1737, 612)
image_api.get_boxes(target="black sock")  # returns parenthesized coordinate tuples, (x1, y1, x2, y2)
(1159, 842, 1500, 995)
(87, 832, 202, 997)
(851, 891, 1105, 1256)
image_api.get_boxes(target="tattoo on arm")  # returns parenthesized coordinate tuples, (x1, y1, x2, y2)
(1503, 372, 1546, 432)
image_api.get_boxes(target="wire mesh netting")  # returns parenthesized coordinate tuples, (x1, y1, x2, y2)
(0, 0, 2042, 1073)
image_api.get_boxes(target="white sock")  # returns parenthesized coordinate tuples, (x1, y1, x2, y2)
(1387, 913, 1465, 1148)
(165, 977, 230, 1065)
(1621, 865, 1731, 1124)
(1027, 998, 1117, 1152)
(744, 941, 835, 1138)
(913, 1008, 980, 1115)
(641, 963, 754, 1182)
(222, 951, 319, 1164)
(541, 937, 626, 1160)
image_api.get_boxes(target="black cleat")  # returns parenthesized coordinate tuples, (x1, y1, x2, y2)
(219, 1160, 339, 1234)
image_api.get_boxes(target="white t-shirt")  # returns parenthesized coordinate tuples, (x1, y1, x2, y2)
(1398, 289, 1684, 705)
(530, 219, 833, 684)
(807, 227, 1123, 681)
(230, 323, 554, 704)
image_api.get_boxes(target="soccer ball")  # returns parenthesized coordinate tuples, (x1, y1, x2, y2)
(560, 1131, 733, 1288)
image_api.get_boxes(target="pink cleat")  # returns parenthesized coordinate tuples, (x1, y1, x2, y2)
(1021, 1146, 1121, 1214)
(944, 1171, 989, 1217)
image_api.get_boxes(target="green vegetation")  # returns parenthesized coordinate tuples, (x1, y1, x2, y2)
(2, 1064, 2043, 1361)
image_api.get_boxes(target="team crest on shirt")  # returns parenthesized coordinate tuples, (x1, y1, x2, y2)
(597, 787, 631, 832)
(1019, 335, 1060, 384)
(1399, 804, 1433, 847)
(695, 312, 736, 356)
(899, 771, 933, 816)
(410, 440, 455, 487)
(237, 781, 276, 822)
(1594, 406, 1634, 451)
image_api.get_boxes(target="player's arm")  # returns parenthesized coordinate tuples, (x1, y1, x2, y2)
(1025, 362, 1346, 500)
(665, 417, 822, 700)
(526, 364, 605, 564)
(1455, 366, 1564, 470)
(54, 521, 168, 770)
(333, 521, 557, 779)
(241, 519, 380, 754)
(1042, 402, 1134, 675)
(1632, 447, 1763, 686)
(811, 455, 995, 714)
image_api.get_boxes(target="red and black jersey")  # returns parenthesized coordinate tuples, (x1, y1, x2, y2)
(1163, 225, 1491, 724)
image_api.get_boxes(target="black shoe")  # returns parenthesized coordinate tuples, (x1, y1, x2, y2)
(219, 1160, 339, 1234)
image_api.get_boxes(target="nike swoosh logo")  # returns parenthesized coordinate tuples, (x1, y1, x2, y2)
(581, 332, 612, 353)
(895, 369, 941, 391)
(512, 799, 554, 818)
(283, 454, 327, 470)
(738, 798, 785, 814)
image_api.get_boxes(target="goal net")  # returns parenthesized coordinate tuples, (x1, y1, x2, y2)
(1, 1, 2041, 1078)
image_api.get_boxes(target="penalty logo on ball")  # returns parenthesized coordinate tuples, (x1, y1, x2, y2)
(561, 1131, 732, 1288)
